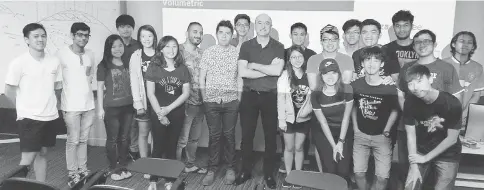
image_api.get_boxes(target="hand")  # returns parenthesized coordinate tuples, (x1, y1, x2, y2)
(159, 115, 170, 125)
(382, 76, 395, 85)
(98, 109, 105, 120)
(409, 154, 428, 164)
(247, 63, 256, 70)
(333, 142, 344, 162)
(405, 165, 422, 190)
(271, 57, 283, 65)
(159, 106, 171, 116)
(279, 124, 287, 132)
(136, 109, 145, 115)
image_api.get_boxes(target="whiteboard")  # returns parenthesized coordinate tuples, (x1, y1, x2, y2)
(0, 1, 120, 93)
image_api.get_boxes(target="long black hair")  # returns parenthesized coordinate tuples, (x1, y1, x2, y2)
(137, 25, 158, 50)
(285, 45, 307, 91)
(99, 34, 125, 70)
(152, 35, 184, 68)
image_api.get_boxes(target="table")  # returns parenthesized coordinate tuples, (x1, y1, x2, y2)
(455, 137, 484, 188)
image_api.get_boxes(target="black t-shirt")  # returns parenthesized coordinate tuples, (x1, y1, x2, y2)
(351, 78, 399, 135)
(311, 84, 353, 136)
(141, 49, 154, 78)
(97, 63, 133, 107)
(352, 46, 396, 79)
(381, 41, 418, 70)
(404, 91, 462, 162)
(285, 47, 317, 69)
(145, 62, 191, 107)
(291, 73, 310, 114)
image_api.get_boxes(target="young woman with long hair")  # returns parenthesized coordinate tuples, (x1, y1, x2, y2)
(96, 34, 134, 181)
(277, 45, 313, 189)
(145, 36, 190, 190)
(128, 25, 158, 179)
(310, 58, 354, 184)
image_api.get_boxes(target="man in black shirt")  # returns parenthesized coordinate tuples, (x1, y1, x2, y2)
(403, 64, 462, 190)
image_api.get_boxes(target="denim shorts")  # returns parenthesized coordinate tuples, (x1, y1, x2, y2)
(353, 131, 392, 178)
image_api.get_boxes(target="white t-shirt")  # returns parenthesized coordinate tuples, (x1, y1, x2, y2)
(5, 52, 62, 121)
(56, 46, 95, 111)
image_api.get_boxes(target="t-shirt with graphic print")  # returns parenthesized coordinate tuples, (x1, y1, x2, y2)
(291, 73, 310, 115)
(97, 63, 133, 107)
(141, 49, 154, 92)
(404, 91, 462, 162)
(145, 63, 191, 107)
(382, 40, 418, 71)
(398, 59, 464, 96)
(351, 78, 399, 135)
(179, 44, 203, 105)
(311, 84, 353, 136)
(352, 46, 395, 79)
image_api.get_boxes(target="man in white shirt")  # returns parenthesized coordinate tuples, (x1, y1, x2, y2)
(56, 22, 95, 187)
(4, 23, 62, 182)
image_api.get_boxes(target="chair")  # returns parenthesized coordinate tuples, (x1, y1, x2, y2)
(465, 104, 484, 142)
(0, 177, 58, 190)
(285, 170, 348, 190)
(87, 185, 133, 190)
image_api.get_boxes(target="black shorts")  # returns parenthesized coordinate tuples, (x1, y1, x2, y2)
(18, 118, 57, 152)
(284, 121, 310, 134)
(135, 102, 151, 122)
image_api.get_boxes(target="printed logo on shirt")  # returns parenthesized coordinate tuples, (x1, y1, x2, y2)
(396, 50, 419, 67)
(158, 76, 183, 96)
(141, 60, 151, 73)
(430, 73, 437, 82)
(358, 94, 382, 120)
(419, 115, 445, 133)
(111, 68, 132, 100)
(292, 84, 310, 108)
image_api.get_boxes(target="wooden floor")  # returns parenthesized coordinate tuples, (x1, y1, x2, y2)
(0, 139, 324, 190)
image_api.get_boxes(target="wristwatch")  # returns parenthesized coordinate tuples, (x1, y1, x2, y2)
(383, 131, 390, 137)
(338, 138, 345, 144)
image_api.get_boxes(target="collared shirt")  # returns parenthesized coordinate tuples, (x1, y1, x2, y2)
(121, 38, 141, 68)
(443, 56, 484, 92)
(200, 45, 239, 103)
(56, 46, 95, 112)
(238, 37, 285, 91)
(179, 44, 204, 105)
(5, 52, 62, 121)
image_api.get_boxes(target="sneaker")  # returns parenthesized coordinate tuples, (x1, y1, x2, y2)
(184, 166, 207, 174)
(164, 182, 173, 190)
(67, 172, 81, 187)
(121, 170, 132, 179)
(110, 171, 124, 181)
(202, 171, 215, 186)
(281, 180, 292, 188)
(129, 151, 140, 160)
(147, 182, 157, 190)
(78, 169, 90, 179)
(224, 169, 235, 185)
(144, 174, 151, 179)
(278, 162, 286, 173)
(293, 184, 302, 189)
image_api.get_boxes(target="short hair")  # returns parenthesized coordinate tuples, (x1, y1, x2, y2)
(342, 19, 361, 33)
(405, 64, 431, 83)
(216, 20, 234, 33)
(116, 14, 135, 28)
(360, 46, 385, 62)
(321, 30, 339, 40)
(234, 14, 250, 25)
(450, 31, 477, 57)
(392, 10, 414, 25)
(290, 22, 308, 33)
(23, 23, 46, 38)
(71, 22, 90, 34)
(187, 22, 202, 31)
(361, 19, 382, 34)
(413, 29, 436, 43)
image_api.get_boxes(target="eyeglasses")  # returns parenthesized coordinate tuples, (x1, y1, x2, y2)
(414, 39, 433, 46)
(290, 55, 304, 60)
(322, 38, 339, 43)
(75, 33, 91, 38)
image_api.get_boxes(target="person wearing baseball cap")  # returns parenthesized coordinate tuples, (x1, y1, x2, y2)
(311, 57, 354, 186)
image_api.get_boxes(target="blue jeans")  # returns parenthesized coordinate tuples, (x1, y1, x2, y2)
(63, 109, 95, 173)
(204, 100, 239, 172)
(177, 104, 204, 168)
(353, 131, 392, 178)
(104, 105, 134, 170)
(410, 160, 459, 190)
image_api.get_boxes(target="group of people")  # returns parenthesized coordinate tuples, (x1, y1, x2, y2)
(4, 8, 484, 190)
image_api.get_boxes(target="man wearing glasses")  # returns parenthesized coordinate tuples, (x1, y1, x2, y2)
(307, 24, 355, 90)
(55, 22, 96, 187)
(340, 19, 362, 57)
(231, 14, 251, 53)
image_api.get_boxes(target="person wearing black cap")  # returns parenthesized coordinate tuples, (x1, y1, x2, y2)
(351, 46, 399, 190)
(311, 58, 354, 186)
(277, 45, 312, 189)
(116, 14, 142, 160)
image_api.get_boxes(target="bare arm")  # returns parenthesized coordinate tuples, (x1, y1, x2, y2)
(249, 58, 284, 76)
(238, 60, 267, 79)
(424, 129, 460, 161)
(146, 81, 162, 114)
(314, 109, 336, 148)
(339, 101, 354, 140)
(398, 89, 405, 111)
(383, 109, 399, 132)
(237, 72, 243, 100)
(391, 73, 399, 84)
(199, 68, 207, 101)
(406, 124, 418, 163)
(166, 83, 190, 112)
(96, 81, 104, 112)
(4, 84, 17, 107)
(351, 105, 360, 133)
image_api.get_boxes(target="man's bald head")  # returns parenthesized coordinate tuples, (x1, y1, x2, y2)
(255, 13, 272, 37)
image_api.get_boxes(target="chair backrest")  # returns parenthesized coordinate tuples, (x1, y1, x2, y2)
(465, 104, 484, 141)
(88, 185, 133, 190)
(0, 177, 58, 190)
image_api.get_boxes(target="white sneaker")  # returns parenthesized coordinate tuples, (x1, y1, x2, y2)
(147, 182, 157, 190)
(144, 174, 151, 179)
(164, 182, 173, 190)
